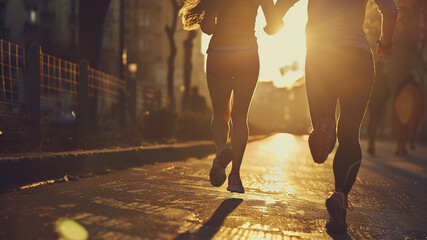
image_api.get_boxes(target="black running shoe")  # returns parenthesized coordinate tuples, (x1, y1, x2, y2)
(227, 173, 244, 193)
(325, 191, 349, 233)
(209, 146, 232, 187)
(308, 117, 336, 164)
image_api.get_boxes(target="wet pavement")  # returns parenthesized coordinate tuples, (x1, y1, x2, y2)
(0, 133, 426, 240)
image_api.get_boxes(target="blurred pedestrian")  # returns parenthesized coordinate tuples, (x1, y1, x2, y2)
(367, 61, 390, 156)
(180, 0, 284, 193)
(188, 86, 207, 114)
(277, 0, 398, 233)
(393, 74, 425, 156)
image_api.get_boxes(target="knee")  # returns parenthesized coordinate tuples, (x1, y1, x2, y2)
(230, 113, 248, 127)
(211, 112, 231, 126)
(337, 129, 360, 146)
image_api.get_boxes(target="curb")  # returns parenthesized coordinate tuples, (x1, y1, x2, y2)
(0, 135, 268, 190)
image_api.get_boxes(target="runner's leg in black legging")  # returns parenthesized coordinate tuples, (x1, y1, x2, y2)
(305, 46, 338, 132)
(333, 47, 374, 195)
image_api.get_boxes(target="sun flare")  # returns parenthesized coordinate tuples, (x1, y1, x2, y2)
(201, 0, 308, 88)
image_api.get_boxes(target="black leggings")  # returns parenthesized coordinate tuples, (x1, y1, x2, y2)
(306, 45, 374, 195)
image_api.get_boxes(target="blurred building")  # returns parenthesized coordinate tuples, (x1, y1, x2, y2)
(100, 0, 207, 107)
(0, 0, 10, 38)
(3, 0, 79, 59)
(3, 0, 207, 104)
(249, 80, 311, 134)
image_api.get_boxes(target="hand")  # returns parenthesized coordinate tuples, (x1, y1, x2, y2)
(264, 20, 284, 35)
(261, 0, 285, 35)
(376, 47, 393, 59)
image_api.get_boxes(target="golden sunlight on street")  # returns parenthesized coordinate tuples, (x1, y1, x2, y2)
(257, 134, 297, 194)
(260, 133, 296, 163)
(202, 0, 308, 88)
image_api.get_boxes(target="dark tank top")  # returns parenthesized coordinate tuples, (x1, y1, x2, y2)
(209, 0, 259, 48)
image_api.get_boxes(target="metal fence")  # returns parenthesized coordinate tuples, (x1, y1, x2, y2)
(40, 52, 79, 112)
(0, 39, 158, 142)
(88, 67, 125, 108)
(0, 39, 25, 118)
(136, 84, 157, 115)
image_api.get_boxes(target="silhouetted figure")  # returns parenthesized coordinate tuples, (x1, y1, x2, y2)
(180, 0, 283, 194)
(367, 61, 390, 156)
(188, 86, 207, 114)
(278, 0, 398, 233)
(393, 74, 425, 156)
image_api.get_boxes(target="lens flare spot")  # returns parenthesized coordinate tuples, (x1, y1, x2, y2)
(56, 218, 88, 240)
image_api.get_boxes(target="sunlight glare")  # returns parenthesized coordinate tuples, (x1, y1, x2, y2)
(258, 134, 298, 194)
(261, 133, 296, 162)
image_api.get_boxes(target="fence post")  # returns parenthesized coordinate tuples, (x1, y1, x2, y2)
(128, 77, 136, 130)
(156, 90, 162, 109)
(26, 42, 41, 143)
(117, 88, 126, 128)
(77, 60, 89, 140)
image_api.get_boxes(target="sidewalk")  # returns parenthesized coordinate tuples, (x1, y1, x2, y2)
(0, 135, 267, 190)
(360, 138, 427, 179)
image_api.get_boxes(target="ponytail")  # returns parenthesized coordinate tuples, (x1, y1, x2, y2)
(180, 0, 213, 31)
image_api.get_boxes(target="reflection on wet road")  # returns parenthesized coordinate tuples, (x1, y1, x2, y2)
(0, 133, 426, 239)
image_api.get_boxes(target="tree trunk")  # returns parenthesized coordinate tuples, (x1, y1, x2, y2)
(165, 0, 179, 109)
(182, 30, 197, 112)
(78, 0, 111, 131)
(78, 0, 111, 69)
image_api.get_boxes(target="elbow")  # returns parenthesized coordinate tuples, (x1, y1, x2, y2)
(383, 11, 398, 23)
(384, 8, 398, 18)
(201, 24, 215, 35)
(201, 29, 214, 35)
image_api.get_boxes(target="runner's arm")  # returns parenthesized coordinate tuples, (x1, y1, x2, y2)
(375, 0, 398, 59)
(260, 0, 284, 35)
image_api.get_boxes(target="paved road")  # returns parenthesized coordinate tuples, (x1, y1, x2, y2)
(1, 133, 426, 240)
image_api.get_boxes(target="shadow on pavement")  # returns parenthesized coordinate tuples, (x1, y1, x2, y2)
(327, 230, 353, 240)
(174, 198, 243, 240)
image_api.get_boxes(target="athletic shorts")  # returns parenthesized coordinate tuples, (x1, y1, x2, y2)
(207, 47, 259, 79)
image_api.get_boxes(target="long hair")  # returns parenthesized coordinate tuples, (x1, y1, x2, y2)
(180, 0, 214, 31)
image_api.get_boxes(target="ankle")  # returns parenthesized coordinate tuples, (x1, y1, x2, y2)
(333, 189, 348, 207)
(217, 144, 230, 152)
